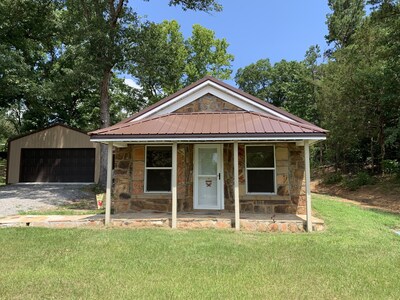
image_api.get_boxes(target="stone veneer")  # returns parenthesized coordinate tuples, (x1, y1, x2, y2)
(113, 144, 194, 213)
(113, 142, 306, 215)
(223, 143, 305, 214)
(174, 93, 243, 113)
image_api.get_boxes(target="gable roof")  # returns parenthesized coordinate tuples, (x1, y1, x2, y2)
(90, 111, 326, 141)
(8, 123, 88, 143)
(90, 76, 327, 142)
(116, 76, 317, 127)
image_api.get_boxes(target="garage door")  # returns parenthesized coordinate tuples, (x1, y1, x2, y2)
(20, 148, 95, 182)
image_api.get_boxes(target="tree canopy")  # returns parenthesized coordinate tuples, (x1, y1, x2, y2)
(0, 0, 228, 143)
(129, 20, 233, 104)
(235, 46, 320, 124)
(235, 0, 400, 173)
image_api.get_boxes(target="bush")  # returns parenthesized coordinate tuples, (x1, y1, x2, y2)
(343, 172, 374, 191)
(382, 160, 399, 175)
(322, 173, 342, 185)
(343, 177, 359, 191)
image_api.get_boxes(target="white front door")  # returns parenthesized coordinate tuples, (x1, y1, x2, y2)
(194, 144, 224, 210)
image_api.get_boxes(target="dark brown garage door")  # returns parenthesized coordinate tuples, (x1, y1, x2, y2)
(20, 148, 95, 182)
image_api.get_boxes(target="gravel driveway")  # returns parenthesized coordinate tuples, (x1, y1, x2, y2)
(0, 184, 96, 217)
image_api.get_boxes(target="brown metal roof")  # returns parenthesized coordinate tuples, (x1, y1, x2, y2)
(90, 111, 326, 140)
(114, 76, 318, 128)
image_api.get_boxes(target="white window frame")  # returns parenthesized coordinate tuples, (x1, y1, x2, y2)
(144, 145, 172, 193)
(245, 144, 277, 195)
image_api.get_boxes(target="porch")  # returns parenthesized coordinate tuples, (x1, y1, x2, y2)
(105, 141, 316, 231)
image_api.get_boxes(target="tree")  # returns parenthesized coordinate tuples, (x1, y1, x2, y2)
(0, 0, 63, 132)
(0, 109, 18, 151)
(234, 59, 274, 104)
(184, 24, 233, 85)
(234, 48, 321, 124)
(0, 0, 224, 185)
(129, 21, 233, 104)
(325, 0, 366, 49)
(128, 20, 187, 103)
(319, 1, 400, 172)
(64, 0, 223, 185)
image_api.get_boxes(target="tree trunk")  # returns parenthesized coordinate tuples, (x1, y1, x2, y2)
(378, 119, 385, 175)
(96, 0, 125, 187)
(99, 67, 112, 187)
(370, 137, 374, 174)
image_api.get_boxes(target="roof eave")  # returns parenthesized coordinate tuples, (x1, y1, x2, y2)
(90, 133, 327, 143)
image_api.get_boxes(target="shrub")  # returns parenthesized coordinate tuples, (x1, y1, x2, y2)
(322, 173, 342, 185)
(382, 159, 399, 175)
(343, 172, 374, 191)
(343, 177, 359, 191)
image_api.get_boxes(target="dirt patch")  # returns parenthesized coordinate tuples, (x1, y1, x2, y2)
(312, 177, 400, 213)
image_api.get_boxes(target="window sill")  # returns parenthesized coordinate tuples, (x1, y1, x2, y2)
(144, 191, 172, 194)
(131, 194, 172, 200)
(246, 192, 277, 196)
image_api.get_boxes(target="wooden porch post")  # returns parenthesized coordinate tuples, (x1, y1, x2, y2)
(105, 142, 113, 225)
(234, 142, 240, 231)
(171, 142, 178, 229)
(304, 140, 312, 232)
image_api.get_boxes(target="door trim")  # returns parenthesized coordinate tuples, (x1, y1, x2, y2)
(193, 144, 224, 210)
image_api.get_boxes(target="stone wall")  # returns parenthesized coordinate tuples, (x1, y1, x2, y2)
(174, 93, 243, 113)
(113, 144, 194, 213)
(288, 144, 306, 214)
(223, 144, 234, 211)
(112, 142, 306, 215)
(236, 143, 304, 214)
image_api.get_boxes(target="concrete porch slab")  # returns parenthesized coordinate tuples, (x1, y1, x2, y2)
(101, 211, 325, 232)
(0, 214, 104, 228)
(0, 212, 324, 232)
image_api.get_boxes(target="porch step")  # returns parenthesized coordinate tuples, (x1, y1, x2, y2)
(110, 215, 325, 232)
(178, 218, 231, 229)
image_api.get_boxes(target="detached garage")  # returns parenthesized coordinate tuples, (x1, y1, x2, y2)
(7, 124, 100, 184)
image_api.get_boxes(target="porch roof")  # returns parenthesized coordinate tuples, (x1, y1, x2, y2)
(90, 111, 327, 141)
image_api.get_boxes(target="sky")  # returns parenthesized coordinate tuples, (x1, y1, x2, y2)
(125, 0, 332, 86)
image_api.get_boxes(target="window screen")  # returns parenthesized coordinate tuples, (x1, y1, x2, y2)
(145, 146, 172, 192)
(246, 146, 275, 193)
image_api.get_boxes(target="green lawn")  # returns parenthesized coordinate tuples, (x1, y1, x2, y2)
(1, 194, 399, 299)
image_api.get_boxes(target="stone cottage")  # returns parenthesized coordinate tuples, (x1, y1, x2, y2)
(90, 76, 326, 231)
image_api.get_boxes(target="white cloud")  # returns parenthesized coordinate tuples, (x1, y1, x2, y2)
(124, 78, 141, 90)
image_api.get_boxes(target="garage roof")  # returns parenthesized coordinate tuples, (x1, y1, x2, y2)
(8, 123, 88, 143)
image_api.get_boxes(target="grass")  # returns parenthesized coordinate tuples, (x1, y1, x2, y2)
(0, 158, 5, 186)
(1, 194, 399, 299)
(18, 198, 104, 216)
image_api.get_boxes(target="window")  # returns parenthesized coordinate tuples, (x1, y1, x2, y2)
(246, 145, 276, 194)
(145, 146, 172, 192)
